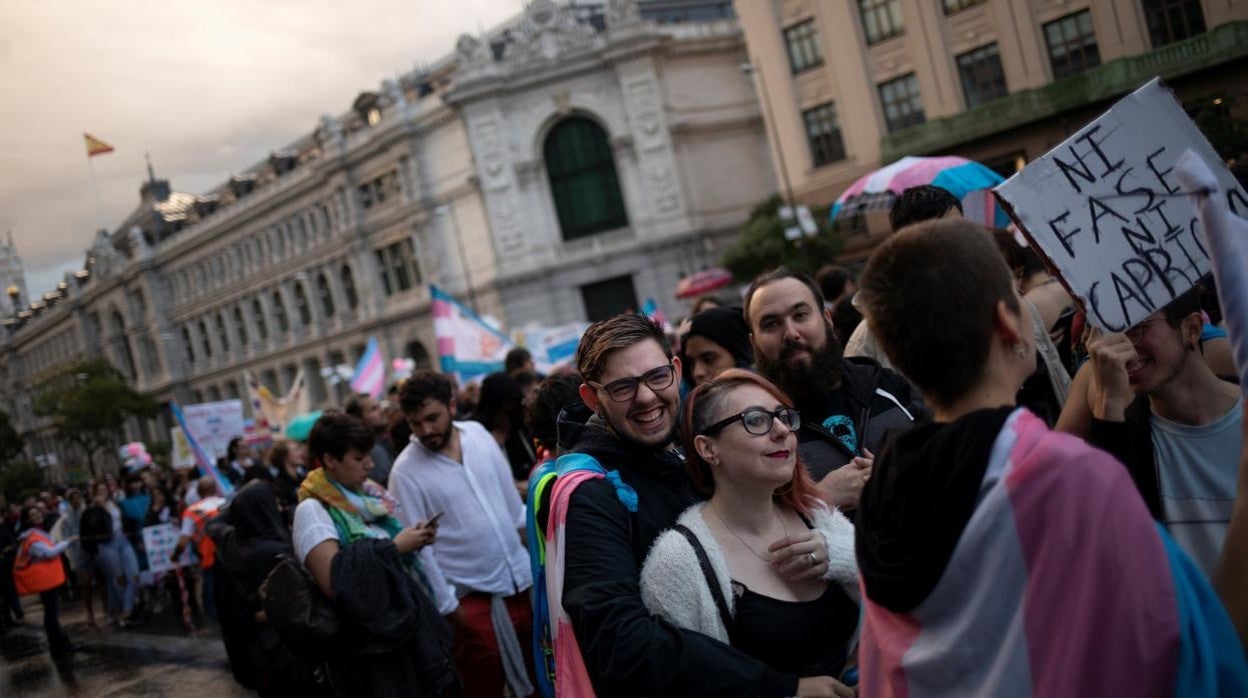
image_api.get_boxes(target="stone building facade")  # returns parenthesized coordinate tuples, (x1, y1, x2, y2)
(0, 0, 773, 479)
(734, 0, 1248, 259)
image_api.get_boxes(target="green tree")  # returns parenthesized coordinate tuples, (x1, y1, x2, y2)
(721, 196, 842, 283)
(0, 409, 23, 471)
(0, 461, 44, 503)
(33, 359, 158, 477)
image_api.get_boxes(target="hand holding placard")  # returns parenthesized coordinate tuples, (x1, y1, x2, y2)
(994, 78, 1248, 333)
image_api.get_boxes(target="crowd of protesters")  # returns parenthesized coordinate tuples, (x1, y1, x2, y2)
(4, 171, 1248, 698)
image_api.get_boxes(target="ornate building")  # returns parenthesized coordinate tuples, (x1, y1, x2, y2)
(0, 233, 27, 318)
(0, 0, 773, 479)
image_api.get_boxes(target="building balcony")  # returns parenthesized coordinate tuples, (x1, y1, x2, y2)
(879, 21, 1248, 164)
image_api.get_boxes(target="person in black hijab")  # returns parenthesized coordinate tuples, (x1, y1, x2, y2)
(209, 481, 327, 696)
(680, 306, 754, 387)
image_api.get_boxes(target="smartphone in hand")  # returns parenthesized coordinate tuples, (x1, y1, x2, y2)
(426, 512, 444, 527)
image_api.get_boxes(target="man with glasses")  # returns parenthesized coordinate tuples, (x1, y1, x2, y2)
(1082, 288, 1242, 579)
(745, 267, 923, 512)
(555, 313, 832, 697)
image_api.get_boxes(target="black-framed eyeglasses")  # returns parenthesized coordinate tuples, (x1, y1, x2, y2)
(701, 407, 801, 436)
(589, 364, 677, 403)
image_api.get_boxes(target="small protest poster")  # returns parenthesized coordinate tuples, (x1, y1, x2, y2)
(170, 427, 195, 469)
(181, 400, 245, 461)
(994, 78, 1248, 332)
(143, 523, 193, 573)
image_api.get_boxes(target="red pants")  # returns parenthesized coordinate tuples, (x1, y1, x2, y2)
(453, 591, 536, 698)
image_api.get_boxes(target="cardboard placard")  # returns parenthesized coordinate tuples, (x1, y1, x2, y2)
(181, 400, 245, 461)
(142, 523, 193, 573)
(994, 78, 1248, 332)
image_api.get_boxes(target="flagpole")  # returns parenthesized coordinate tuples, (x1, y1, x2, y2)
(85, 151, 105, 231)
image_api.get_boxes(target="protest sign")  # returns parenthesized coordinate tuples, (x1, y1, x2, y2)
(994, 78, 1248, 332)
(143, 523, 193, 573)
(170, 427, 195, 469)
(515, 322, 589, 374)
(181, 400, 245, 461)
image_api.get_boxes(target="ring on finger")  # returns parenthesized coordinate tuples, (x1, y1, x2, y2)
(806, 551, 818, 567)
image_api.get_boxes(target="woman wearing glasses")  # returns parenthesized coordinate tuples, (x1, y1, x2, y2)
(639, 369, 860, 697)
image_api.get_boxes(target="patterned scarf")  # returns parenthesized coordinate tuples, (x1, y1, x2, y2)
(298, 468, 434, 597)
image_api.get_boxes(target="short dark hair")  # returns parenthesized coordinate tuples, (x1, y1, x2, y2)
(890, 185, 962, 231)
(576, 314, 671, 384)
(743, 267, 825, 330)
(1162, 287, 1202, 329)
(399, 370, 455, 413)
(831, 296, 863, 345)
(525, 372, 584, 452)
(505, 347, 533, 373)
(815, 265, 853, 304)
(859, 218, 1019, 410)
(307, 412, 374, 466)
(343, 394, 372, 419)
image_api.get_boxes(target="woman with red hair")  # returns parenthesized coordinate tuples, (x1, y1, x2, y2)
(640, 369, 859, 696)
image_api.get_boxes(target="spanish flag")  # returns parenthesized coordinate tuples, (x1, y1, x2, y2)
(84, 133, 114, 158)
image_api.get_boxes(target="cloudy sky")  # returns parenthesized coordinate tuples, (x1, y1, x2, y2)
(0, 0, 522, 299)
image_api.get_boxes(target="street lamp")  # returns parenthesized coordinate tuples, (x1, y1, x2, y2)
(741, 58, 797, 210)
(434, 204, 478, 314)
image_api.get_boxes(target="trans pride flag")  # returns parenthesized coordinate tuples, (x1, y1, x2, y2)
(858, 409, 1248, 697)
(431, 285, 513, 383)
(349, 337, 385, 398)
(170, 402, 234, 498)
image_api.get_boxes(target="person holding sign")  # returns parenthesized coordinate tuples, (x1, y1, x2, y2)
(853, 218, 1247, 696)
(1079, 290, 1242, 580)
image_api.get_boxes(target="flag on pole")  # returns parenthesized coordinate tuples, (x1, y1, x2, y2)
(170, 402, 234, 498)
(244, 369, 310, 434)
(641, 298, 672, 333)
(432, 285, 513, 383)
(84, 133, 114, 157)
(349, 337, 386, 398)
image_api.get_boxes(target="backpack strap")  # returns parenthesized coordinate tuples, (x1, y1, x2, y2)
(672, 524, 732, 633)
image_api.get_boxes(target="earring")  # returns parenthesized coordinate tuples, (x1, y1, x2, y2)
(1013, 342, 1028, 359)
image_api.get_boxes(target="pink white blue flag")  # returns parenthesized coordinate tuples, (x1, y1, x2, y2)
(641, 298, 672, 333)
(170, 402, 234, 497)
(432, 285, 513, 382)
(349, 336, 385, 398)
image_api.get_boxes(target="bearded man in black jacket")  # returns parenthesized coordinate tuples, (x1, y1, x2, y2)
(746, 268, 925, 513)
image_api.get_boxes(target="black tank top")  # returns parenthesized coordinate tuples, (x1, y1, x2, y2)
(727, 578, 859, 678)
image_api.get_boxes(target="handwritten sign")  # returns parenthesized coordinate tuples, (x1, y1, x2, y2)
(181, 400, 245, 461)
(995, 78, 1248, 332)
(142, 523, 193, 573)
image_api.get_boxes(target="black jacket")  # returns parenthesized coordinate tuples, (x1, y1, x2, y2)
(1088, 394, 1164, 520)
(557, 403, 800, 697)
(79, 504, 115, 557)
(795, 357, 926, 481)
(324, 538, 457, 698)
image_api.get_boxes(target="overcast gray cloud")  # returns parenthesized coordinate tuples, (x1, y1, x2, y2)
(0, 0, 522, 298)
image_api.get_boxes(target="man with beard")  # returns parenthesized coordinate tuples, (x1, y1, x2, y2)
(746, 268, 923, 511)
(1080, 288, 1242, 580)
(389, 371, 536, 698)
(553, 313, 839, 697)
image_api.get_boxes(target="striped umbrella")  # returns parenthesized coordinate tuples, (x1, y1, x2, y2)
(829, 156, 1011, 228)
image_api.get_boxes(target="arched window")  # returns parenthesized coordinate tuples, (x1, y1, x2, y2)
(252, 298, 268, 340)
(273, 291, 289, 333)
(234, 305, 249, 345)
(341, 265, 359, 309)
(294, 282, 312, 326)
(317, 273, 335, 317)
(198, 319, 212, 358)
(111, 310, 138, 379)
(544, 116, 628, 241)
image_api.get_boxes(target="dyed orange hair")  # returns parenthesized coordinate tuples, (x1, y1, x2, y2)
(681, 368, 821, 516)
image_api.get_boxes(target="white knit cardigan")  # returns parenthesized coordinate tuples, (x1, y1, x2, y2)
(639, 501, 859, 644)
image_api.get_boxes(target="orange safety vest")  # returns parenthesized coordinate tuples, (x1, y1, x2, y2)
(184, 499, 222, 568)
(13, 530, 66, 596)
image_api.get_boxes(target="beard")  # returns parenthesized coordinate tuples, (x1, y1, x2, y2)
(420, 421, 455, 452)
(755, 321, 845, 412)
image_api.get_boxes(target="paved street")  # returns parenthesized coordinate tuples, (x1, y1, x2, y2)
(0, 595, 247, 697)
